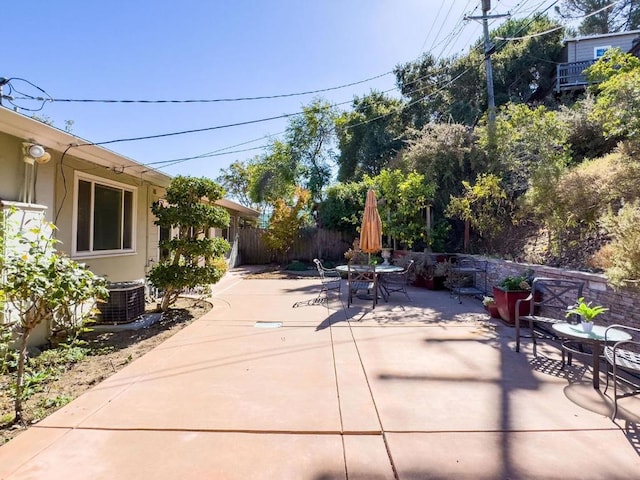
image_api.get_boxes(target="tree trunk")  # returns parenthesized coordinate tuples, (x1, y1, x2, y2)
(14, 326, 32, 423)
(464, 220, 470, 252)
(160, 289, 175, 312)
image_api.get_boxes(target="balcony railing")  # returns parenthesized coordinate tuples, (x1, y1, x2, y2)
(555, 60, 596, 92)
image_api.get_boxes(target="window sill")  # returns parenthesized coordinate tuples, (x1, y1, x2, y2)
(72, 251, 137, 260)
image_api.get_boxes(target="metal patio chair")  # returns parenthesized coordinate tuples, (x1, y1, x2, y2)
(379, 260, 415, 301)
(604, 324, 640, 419)
(347, 260, 377, 309)
(514, 277, 584, 357)
(313, 258, 341, 301)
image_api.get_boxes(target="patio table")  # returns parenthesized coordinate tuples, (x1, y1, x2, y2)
(335, 264, 403, 302)
(552, 322, 631, 389)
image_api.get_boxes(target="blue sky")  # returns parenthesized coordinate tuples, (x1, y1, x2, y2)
(3, 1, 558, 180)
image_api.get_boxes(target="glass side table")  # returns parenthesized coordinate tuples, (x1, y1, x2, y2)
(552, 323, 631, 389)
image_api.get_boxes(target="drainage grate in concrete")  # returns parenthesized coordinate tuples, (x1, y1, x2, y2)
(254, 321, 283, 328)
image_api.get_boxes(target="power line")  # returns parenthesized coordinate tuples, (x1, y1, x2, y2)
(496, 1, 620, 40)
(88, 113, 299, 146)
(19, 1, 563, 174)
(7, 71, 393, 106)
(113, 1, 553, 168)
(418, 1, 447, 55)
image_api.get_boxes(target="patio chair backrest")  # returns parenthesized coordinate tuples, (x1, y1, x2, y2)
(528, 277, 584, 320)
(313, 258, 341, 293)
(347, 261, 377, 308)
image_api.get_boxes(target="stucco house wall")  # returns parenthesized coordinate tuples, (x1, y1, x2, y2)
(1, 108, 259, 345)
(0, 109, 171, 285)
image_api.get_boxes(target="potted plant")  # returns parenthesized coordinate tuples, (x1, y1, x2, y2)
(482, 296, 501, 318)
(492, 271, 536, 326)
(413, 253, 448, 289)
(380, 246, 392, 266)
(565, 297, 608, 333)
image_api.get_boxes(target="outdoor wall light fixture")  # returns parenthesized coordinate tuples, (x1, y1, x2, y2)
(22, 142, 51, 164)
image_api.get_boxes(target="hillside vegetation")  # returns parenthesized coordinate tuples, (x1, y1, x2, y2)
(214, 18, 640, 290)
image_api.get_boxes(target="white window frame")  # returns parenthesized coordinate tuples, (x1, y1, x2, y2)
(72, 172, 137, 258)
(594, 45, 611, 59)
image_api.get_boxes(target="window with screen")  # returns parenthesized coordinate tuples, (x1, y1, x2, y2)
(74, 174, 136, 256)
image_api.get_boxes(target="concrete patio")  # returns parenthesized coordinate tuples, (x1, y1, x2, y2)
(1, 267, 639, 479)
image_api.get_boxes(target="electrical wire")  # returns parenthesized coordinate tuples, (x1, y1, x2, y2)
(88, 112, 299, 146)
(427, 1, 459, 58)
(13, 1, 566, 174)
(496, 1, 619, 41)
(417, 1, 447, 55)
(9, 71, 393, 106)
(102, 2, 548, 167)
(439, 1, 477, 59)
(1, 77, 52, 111)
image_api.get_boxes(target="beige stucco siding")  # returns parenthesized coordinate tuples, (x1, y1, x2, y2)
(52, 154, 157, 283)
(0, 134, 24, 201)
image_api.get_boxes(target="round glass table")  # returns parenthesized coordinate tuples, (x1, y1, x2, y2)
(551, 323, 632, 389)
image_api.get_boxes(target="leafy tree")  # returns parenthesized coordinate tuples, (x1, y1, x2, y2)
(286, 99, 337, 200)
(483, 104, 570, 252)
(394, 53, 453, 127)
(317, 170, 435, 250)
(394, 15, 563, 126)
(375, 169, 436, 249)
(585, 50, 640, 147)
(479, 103, 571, 198)
(0, 214, 108, 422)
(248, 99, 336, 205)
(263, 187, 312, 262)
(216, 159, 260, 209)
(335, 91, 405, 182)
(585, 48, 640, 84)
(556, 0, 640, 34)
(403, 123, 486, 213)
(149, 176, 230, 312)
(488, 16, 564, 104)
(248, 140, 297, 205)
(445, 173, 508, 251)
(317, 181, 369, 235)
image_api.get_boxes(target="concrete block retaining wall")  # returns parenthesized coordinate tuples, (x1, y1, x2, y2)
(473, 256, 639, 329)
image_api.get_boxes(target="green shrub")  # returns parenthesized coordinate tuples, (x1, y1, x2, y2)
(602, 200, 640, 290)
(285, 260, 308, 271)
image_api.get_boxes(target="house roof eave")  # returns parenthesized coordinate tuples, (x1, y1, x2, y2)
(215, 198, 260, 218)
(0, 108, 172, 188)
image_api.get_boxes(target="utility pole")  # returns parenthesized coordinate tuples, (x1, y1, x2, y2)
(465, 1, 509, 252)
(466, 0, 509, 149)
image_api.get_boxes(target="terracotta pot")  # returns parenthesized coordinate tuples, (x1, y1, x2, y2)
(424, 276, 445, 290)
(492, 286, 540, 326)
(412, 275, 427, 288)
(485, 303, 501, 318)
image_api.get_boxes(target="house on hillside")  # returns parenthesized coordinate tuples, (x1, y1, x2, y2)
(554, 29, 640, 93)
(0, 108, 257, 341)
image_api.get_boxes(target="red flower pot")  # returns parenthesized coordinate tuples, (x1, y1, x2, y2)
(492, 286, 539, 326)
(424, 276, 445, 290)
(485, 303, 501, 318)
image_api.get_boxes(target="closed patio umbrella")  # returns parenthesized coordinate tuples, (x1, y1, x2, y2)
(359, 189, 382, 260)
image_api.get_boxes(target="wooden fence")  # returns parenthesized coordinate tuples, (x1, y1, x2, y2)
(239, 228, 355, 264)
